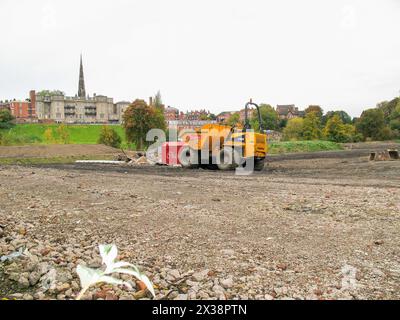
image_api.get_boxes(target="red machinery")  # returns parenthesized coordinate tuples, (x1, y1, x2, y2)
(161, 142, 185, 166)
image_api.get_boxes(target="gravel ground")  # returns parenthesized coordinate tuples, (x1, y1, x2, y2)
(0, 153, 399, 300)
(0, 144, 120, 159)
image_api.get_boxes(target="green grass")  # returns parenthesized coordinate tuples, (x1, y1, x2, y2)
(0, 155, 116, 165)
(269, 140, 343, 154)
(0, 124, 130, 148)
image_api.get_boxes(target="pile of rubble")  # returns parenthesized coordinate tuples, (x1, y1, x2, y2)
(114, 151, 153, 166)
(369, 149, 399, 161)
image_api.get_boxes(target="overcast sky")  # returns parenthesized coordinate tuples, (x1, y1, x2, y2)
(1, 0, 399, 117)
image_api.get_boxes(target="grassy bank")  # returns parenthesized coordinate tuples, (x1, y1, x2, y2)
(1, 125, 344, 155)
(0, 124, 128, 146)
(269, 140, 343, 154)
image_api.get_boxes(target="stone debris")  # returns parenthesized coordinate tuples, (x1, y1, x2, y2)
(127, 156, 151, 166)
(369, 149, 399, 161)
(341, 265, 358, 291)
(0, 153, 400, 300)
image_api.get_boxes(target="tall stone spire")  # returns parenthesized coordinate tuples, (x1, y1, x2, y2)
(78, 54, 86, 98)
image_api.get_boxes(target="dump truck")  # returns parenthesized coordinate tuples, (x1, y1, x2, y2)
(178, 101, 268, 171)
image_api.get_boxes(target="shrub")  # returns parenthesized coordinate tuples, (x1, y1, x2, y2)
(44, 128, 55, 143)
(377, 126, 394, 141)
(56, 124, 70, 144)
(97, 125, 122, 148)
(0, 132, 41, 146)
(283, 117, 304, 140)
(0, 109, 15, 129)
(302, 112, 322, 140)
(323, 115, 358, 143)
(356, 108, 385, 140)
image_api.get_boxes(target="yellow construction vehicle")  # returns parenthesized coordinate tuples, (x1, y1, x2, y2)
(179, 101, 268, 171)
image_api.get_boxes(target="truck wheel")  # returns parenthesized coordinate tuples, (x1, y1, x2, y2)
(217, 148, 240, 171)
(254, 158, 265, 171)
(178, 146, 199, 169)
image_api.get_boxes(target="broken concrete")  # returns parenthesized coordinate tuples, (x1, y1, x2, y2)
(369, 149, 399, 161)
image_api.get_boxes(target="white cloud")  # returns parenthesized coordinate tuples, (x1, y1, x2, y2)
(0, 0, 399, 117)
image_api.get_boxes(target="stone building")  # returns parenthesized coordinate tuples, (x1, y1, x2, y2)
(34, 56, 127, 124)
(115, 101, 131, 123)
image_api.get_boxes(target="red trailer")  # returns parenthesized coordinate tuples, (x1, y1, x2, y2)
(161, 142, 186, 166)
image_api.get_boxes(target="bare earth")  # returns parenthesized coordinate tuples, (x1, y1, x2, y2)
(0, 146, 399, 300)
(0, 144, 120, 159)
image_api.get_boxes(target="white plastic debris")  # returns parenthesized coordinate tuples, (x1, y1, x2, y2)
(0, 247, 25, 263)
(75, 160, 126, 164)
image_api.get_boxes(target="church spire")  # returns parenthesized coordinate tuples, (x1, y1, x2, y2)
(78, 54, 86, 98)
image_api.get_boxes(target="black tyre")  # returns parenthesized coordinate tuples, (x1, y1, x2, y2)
(254, 158, 265, 171)
(217, 148, 241, 171)
(179, 146, 199, 169)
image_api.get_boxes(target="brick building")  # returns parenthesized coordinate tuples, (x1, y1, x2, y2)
(239, 108, 255, 122)
(0, 90, 37, 123)
(164, 106, 180, 121)
(276, 105, 304, 120)
(184, 109, 210, 121)
(216, 111, 234, 123)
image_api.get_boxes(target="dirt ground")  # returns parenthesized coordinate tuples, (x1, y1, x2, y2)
(0, 144, 120, 159)
(0, 143, 399, 300)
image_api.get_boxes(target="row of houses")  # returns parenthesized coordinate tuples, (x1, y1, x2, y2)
(215, 105, 307, 124)
(0, 95, 309, 128)
(0, 56, 309, 130)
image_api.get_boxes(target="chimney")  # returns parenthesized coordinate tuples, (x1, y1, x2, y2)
(149, 97, 153, 106)
(29, 90, 36, 118)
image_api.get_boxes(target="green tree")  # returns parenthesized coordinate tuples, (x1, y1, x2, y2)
(377, 98, 399, 123)
(322, 110, 352, 125)
(305, 105, 324, 118)
(389, 103, 400, 134)
(377, 126, 394, 140)
(37, 90, 65, 97)
(356, 108, 386, 140)
(302, 112, 322, 140)
(323, 114, 357, 142)
(123, 99, 166, 150)
(227, 112, 241, 127)
(279, 118, 288, 129)
(283, 117, 304, 140)
(250, 104, 280, 131)
(97, 126, 122, 148)
(0, 109, 15, 129)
